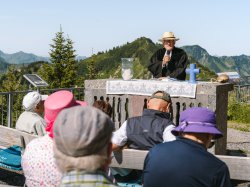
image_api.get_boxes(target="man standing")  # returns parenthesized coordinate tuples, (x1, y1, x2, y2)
(16, 91, 48, 136)
(148, 31, 189, 80)
(143, 107, 232, 187)
(53, 106, 117, 187)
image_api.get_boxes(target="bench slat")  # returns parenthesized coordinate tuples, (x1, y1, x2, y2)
(0, 125, 37, 149)
(111, 149, 250, 181)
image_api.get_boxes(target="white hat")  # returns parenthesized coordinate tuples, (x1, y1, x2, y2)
(22, 91, 48, 111)
(158, 31, 179, 42)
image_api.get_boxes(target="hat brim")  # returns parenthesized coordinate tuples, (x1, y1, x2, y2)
(159, 38, 179, 42)
(171, 124, 223, 139)
(41, 95, 48, 101)
(76, 100, 88, 106)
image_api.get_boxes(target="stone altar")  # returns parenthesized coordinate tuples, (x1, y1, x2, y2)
(84, 79, 233, 155)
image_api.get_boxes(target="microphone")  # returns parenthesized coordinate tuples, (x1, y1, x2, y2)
(163, 50, 171, 68)
(165, 50, 170, 56)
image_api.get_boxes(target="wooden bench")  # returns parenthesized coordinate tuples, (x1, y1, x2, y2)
(111, 149, 250, 181)
(0, 125, 38, 150)
(0, 125, 249, 181)
(0, 125, 38, 186)
(0, 125, 38, 173)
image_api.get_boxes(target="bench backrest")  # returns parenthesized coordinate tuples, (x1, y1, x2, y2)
(0, 125, 38, 149)
(1, 125, 249, 181)
(110, 149, 250, 181)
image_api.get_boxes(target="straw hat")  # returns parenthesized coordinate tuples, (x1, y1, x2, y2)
(159, 32, 179, 42)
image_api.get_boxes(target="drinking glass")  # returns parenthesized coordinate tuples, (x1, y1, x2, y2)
(121, 58, 133, 80)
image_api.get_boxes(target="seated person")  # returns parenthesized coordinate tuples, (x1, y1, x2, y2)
(53, 106, 117, 186)
(16, 91, 48, 136)
(21, 90, 87, 187)
(93, 100, 112, 117)
(143, 107, 231, 187)
(111, 90, 176, 183)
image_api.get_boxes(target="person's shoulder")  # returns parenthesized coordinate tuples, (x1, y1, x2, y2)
(26, 135, 50, 147)
(128, 115, 141, 121)
(16, 111, 26, 123)
(32, 113, 46, 123)
(16, 111, 33, 126)
(26, 112, 46, 125)
(151, 139, 176, 152)
(206, 151, 228, 166)
(17, 111, 30, 118)
(20, 111, 38, 118)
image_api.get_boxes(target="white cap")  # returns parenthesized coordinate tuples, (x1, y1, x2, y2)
(22, 91, 48, 111)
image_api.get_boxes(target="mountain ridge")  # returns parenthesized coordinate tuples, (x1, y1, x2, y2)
(0, 56, 9, 73)
(77, 37, 217, 81)
(1, 38, 249, 77)
(181, 45, 250, 76)
(0, 50, 50, 64)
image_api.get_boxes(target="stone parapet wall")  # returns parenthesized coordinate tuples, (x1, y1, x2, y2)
(85, 79, 233, 155)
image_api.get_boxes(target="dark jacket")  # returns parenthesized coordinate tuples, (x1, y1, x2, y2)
(148, 47, 189, 80)
(143, 137, 232, 187)
(126, 109, 174, 150)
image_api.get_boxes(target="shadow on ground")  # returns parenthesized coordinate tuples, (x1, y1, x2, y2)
(227, 149, 248, 157)
(0, 168, 25, 186)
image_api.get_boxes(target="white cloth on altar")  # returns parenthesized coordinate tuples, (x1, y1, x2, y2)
(106, 79, 197, 98)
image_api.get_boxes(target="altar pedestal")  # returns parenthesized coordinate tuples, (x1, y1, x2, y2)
(84, 79, 233, 155)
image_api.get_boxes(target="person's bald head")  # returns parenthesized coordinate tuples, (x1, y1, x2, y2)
(147, 91, 171, 113)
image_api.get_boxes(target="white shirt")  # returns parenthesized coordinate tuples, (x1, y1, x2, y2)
(112, 120, 176, 147)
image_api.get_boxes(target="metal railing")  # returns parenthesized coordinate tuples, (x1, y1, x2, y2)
(0, 87, 84, 128)
(229, 84, 250, 103)
(0, 84, 248, 128)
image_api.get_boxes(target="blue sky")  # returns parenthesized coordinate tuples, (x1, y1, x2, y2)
(1, 0, 249, 57)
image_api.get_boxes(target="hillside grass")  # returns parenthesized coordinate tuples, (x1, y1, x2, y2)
(227, 93, 250, 131)
(228, 121, 250, 132)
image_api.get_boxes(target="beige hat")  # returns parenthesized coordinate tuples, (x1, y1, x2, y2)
(159, 31, 179, 42)
(22, 91, 48, 111)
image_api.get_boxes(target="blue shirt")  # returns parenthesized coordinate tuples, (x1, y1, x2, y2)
(143, 137, 232, 187)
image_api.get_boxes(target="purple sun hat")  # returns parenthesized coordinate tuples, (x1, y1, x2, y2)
(171, 107, 223, 139)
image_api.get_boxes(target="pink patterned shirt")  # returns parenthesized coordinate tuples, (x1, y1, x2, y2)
(22, 135, 62, 187)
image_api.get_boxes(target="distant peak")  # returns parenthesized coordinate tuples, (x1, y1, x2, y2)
(16, 51, 28, 54)
(132, 37, 154, 44)
(182, 45, 209, 56)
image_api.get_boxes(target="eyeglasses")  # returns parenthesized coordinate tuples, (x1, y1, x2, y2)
(163, 40, 175, 44)
(208, 140, 215, 149)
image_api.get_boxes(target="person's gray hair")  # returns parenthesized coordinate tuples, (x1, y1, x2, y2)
(53, 143, 110, 172)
